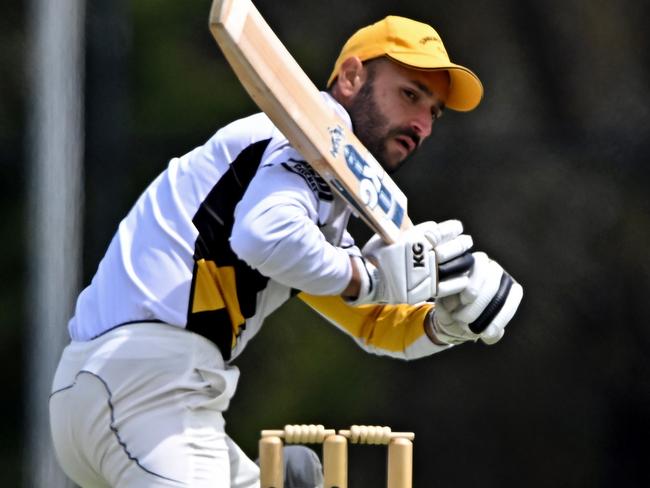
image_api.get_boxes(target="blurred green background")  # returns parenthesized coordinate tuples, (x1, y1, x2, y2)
(2, 0, 649, 486)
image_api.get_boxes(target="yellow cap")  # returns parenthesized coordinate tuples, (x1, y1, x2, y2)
(327, 16, 484, 112)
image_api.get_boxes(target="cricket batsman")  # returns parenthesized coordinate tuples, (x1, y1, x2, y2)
(49, 14, 523, 488)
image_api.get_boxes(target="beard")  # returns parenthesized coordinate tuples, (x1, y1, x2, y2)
(347, 79, 420, 174)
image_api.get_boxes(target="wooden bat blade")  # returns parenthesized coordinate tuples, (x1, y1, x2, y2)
(209, 0, 411, 243)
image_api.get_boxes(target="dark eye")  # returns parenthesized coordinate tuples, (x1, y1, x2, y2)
(402, 88, 417, 101)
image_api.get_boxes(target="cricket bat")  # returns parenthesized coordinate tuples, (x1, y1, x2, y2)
(209, 0, 412, 244)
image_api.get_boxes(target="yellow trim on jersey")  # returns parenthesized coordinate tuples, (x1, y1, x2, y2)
(298, 293, 433, 353)
(192, 259, 246, 346)
(192, 260, 226, 312)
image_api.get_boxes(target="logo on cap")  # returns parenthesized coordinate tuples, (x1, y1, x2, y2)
(419, 36, 438, 45)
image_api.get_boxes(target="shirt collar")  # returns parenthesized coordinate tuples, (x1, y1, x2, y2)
(320, 91, 353, 130)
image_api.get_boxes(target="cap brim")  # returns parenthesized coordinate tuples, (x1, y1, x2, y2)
(386, 53, 484, 111)
(446, 67, 484, 112)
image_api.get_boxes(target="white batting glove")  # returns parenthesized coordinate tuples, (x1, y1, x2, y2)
(427, 252, 523, 345)
(349, 220, 474, 305)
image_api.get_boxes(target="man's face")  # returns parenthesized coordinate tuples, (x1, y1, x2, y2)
(347, 59, 449, 172)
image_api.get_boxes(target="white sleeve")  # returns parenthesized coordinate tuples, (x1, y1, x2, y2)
(230, 148, 352, 296)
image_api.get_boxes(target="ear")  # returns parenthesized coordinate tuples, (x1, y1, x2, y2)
(331, 56, 366, 102)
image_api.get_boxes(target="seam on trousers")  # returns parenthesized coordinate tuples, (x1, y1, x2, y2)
(51, 369, 182, 484)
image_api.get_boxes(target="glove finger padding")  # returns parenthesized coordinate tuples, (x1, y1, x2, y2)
(436, 252, 474, 297)
(479, 281, 523, 344)
(438, 293, 461, 313)
(454, 258, 503, 324)
(419, 219, 463, 247)
(418, 220, 474, 263)
(438, 252, 475, 280)
(429, 253, 523, 346)
(437, 275, 470, 298)
(423, 220, 474, 297)
(433, 235, 474, 264)
(459, 251, 489, 304)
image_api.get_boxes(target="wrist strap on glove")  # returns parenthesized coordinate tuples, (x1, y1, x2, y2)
(346, 256, 381, 306)
(427, 309, 476, 345)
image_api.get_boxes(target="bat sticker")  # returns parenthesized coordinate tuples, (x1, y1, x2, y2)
(328, 125, 344, 158)
(343, 144, 404, 227)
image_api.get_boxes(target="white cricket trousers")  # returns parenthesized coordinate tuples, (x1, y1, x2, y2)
(49, 322, 260, 487)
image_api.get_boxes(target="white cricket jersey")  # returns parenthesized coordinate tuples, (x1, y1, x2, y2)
(69, 93, 448, 361)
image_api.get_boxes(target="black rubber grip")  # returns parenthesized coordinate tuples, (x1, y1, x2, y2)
(469, 273, 513, 333)
(438, 252, 474, 280)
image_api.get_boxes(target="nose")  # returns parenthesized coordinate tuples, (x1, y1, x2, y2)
(410, 108, 433, 142)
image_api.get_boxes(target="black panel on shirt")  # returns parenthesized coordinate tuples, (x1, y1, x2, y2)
(188, 139, 272, 359)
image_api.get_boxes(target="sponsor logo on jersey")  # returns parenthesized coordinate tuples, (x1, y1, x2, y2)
(283, 159, 333, 201)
